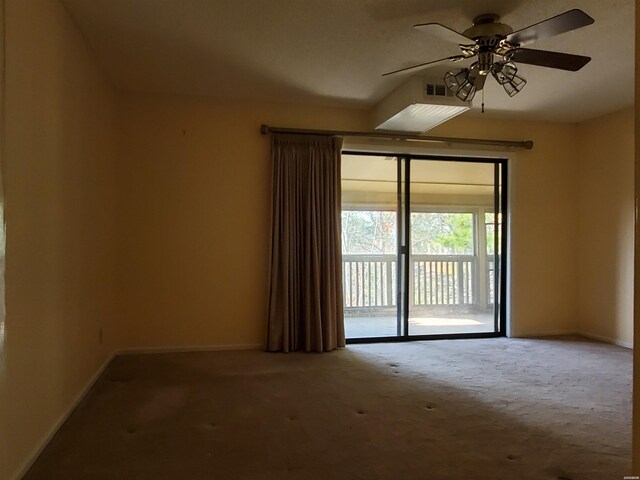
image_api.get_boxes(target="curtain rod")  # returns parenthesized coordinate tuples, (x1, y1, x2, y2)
(260, 125, 533, 150)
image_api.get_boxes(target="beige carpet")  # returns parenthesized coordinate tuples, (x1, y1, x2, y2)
(25, 336, 632, 479)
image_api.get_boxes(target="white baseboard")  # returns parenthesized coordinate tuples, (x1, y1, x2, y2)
(509, 329, 578, 338)
(118, 343, 263, 355)
(580, 332, 633, 349)
(14, 351, 116, 480)
(511, 329, 633, 349)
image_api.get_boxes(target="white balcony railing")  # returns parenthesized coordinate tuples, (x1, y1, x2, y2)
(343, 255, 397, 309)
(411, 255, 475, 306)
(343, 254, 495, 312)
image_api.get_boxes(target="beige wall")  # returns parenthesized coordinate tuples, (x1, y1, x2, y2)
(1, 0, 118, 478)
(430, 117, 580, 336)
(116, 93, 369, 350)
(577, 108, 634, 347)
(116, 98, 581, 348)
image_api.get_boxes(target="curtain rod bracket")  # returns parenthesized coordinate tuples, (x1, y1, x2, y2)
(260, 124, 533, 150)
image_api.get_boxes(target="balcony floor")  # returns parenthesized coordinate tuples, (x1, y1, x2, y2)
(345, 312, 496, 339)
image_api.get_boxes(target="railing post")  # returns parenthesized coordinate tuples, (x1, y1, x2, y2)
(477, 210, 489, 308)
(409, 258, 415, 308)
(343, 261, 349, 307)
(386, 259, 393, 306)
(457, 259, 465, 304)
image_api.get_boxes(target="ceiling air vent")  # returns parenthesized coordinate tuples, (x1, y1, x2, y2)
(425, 83, 452, 97)
(373, 76, 470, 133)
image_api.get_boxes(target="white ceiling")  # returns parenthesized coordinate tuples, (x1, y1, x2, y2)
(60, 0, 634, 122)
(342, 154, 493, 195)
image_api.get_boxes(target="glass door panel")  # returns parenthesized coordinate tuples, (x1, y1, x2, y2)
(408, 160, 499, 336)
(341, 154, 401, 339)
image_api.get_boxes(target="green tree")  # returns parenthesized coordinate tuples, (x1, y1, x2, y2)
(343, 210, 475, 256)
(411, 213, 473, 255)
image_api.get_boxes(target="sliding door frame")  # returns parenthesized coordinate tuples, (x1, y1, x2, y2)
(344, 150, 508, 344)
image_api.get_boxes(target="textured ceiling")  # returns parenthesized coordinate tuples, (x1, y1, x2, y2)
(60, 0, 634, 122)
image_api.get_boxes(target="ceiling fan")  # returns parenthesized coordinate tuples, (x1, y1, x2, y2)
(383, 9, 594, 102)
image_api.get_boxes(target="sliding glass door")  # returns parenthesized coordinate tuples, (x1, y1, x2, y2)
(407, 160, 502, 336)
(341, 152, 507, 342)
(341, 154, 400, 338)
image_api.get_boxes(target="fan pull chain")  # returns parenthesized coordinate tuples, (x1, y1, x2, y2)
(482, 88, 485, 114)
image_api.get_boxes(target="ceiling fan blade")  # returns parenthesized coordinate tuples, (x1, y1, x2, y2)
(382, 55, 467, 77)
(506, 9, 594, 47)
(413, 23, 472, 45)
(510, 48, 591, 71)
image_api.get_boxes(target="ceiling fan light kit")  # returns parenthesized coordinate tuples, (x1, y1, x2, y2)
(384, 8, 594, 108)
(502, 74, 527, 97)
(453, 72, 476, 101)
(491, 62, 527, 97)
(444, 68, 478, 101)
(491, 62, 518, 84)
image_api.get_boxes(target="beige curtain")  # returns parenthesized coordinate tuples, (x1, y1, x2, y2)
(266, 134, 345, 353)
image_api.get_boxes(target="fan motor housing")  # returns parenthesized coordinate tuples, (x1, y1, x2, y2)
(462, 14, 513, 39)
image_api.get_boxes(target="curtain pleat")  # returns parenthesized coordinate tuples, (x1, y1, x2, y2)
(266, 134, 345, 352)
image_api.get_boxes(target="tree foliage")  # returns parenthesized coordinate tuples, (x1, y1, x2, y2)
(341, 210, 475, 255)
(342, 210, 396, 254)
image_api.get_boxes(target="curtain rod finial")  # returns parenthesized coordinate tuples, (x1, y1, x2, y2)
(261, 125, 270, 135)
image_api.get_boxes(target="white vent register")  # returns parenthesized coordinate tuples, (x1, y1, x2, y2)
(373, 76, 471, 133)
